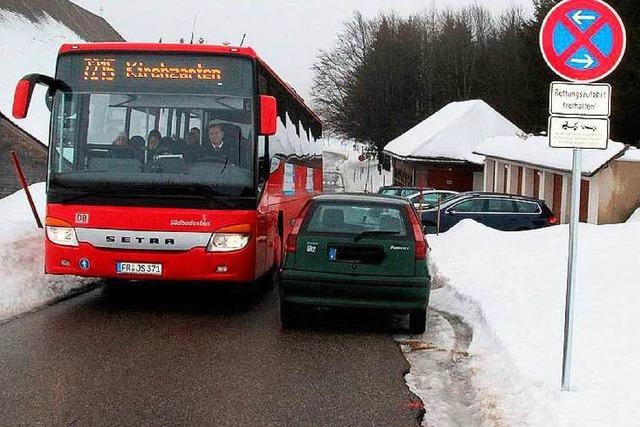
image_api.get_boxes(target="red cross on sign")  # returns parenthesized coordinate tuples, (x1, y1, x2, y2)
(540, 0, 626, 82)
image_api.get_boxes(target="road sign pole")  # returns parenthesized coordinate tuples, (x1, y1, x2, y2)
(561, 148, 582, 391)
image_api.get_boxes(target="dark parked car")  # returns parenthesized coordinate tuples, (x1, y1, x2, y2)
(420, 192, 557, 233)
(377, 186, 432, 198)
(280, 194, 431, 333)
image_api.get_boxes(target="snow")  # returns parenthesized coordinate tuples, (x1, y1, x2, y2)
(0, 10, 86, 144)
(383, 100, 522, 164)
(476, 135, 627, 175)
(619, 146, 640, 162)
(0, 183, 91, 321)
(424, 219, 640, 426)
(322, 138, 391, 193)
(627, 207, 640, 223)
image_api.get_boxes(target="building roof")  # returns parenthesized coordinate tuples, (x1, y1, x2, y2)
(475, 135, 628, 176)
(0, 0, 123, 42)
(383, 100, 522, 165)
(619, 147, 640, 162)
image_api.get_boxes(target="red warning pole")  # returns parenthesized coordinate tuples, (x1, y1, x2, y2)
(10, 151, 43, 229)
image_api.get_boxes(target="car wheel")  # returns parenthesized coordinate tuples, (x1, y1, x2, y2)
(280, 300, 301, 328)
(409, 309, 427, 334)
(423, 223, 437, 234)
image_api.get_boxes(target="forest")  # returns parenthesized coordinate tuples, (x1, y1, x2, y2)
(312, 0, 640, 155)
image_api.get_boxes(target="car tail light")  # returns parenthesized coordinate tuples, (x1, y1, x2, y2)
(285, 201, 314, 254)
(285, 233, 298, 253)
(406, 207, 428, 260)
(548, 216, 558, 225)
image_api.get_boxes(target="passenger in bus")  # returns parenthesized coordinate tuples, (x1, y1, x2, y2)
(147, 130, 171, 159)
(183, 128, 204, 163)
(111, 132, 136, 159)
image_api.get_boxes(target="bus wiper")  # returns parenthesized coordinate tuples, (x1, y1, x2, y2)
(181, 184, 232, 206)
(353, 230, 401, 242)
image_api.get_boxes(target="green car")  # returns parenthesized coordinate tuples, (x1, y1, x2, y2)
(279, 194, 431, 333)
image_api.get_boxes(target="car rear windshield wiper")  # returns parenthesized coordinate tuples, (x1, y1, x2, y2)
(353, 230, 401, 242)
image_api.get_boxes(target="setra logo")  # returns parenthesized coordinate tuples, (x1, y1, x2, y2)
(75, 213, 89, 224)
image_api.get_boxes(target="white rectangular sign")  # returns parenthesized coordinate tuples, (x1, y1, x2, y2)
(550, 82, 611, 117)
(548, 116, 609, 150)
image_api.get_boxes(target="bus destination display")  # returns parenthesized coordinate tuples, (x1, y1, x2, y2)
(56, 53, 253, 96)
(83, 58, 223, 82)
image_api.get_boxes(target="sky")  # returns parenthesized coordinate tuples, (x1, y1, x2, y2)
(73, 0, 534, 104)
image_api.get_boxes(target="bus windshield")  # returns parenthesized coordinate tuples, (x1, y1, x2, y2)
(49, 53, 256, 200)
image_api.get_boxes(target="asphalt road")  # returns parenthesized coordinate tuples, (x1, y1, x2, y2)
(0, 283, 423, 426)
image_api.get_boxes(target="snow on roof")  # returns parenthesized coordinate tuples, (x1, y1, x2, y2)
(0, 10, 87, 144)
(475, 135, 627, 176)
(383, 100, 522, 165)
(619, 146, 640, 162)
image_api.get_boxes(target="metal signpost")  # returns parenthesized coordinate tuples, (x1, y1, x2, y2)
(539, 0, 626, 391)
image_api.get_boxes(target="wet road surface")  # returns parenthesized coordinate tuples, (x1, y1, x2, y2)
(0, 283, 423, 426)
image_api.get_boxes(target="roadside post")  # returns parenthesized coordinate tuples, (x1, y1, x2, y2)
(10, 151, 43, 229)
(539, 0, 626, 391)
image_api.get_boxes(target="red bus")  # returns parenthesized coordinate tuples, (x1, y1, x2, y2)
(12, 43, 322, 285)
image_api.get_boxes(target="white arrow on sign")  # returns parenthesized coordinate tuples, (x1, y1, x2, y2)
(570, 54, 595, 69)
(572, 10, 597, 26)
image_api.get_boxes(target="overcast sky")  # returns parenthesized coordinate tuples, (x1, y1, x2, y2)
(73, 0, 534, 103)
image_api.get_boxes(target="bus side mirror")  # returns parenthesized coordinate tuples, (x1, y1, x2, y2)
(13, 79, 36, 119)
(259, 95, 277, 136)
(12, 74, 59, 119)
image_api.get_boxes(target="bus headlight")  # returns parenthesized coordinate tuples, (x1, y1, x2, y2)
(207, 224, 251, 252)
(46, 226, 79, 247)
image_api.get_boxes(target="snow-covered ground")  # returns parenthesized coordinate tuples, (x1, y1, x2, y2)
(419, 220, 640, 426)
(627, 207, 640, 223)
(322, 138, 391, 193)
(0, 10, 85, 143)
(0, 184, 91, 322)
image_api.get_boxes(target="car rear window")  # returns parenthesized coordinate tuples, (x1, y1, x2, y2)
(303, 202, 408, 236)
(487, 199, 517, 213)
(515, 201, 541, 214)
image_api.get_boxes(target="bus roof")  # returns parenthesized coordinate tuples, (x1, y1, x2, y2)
(58, 42, 322, 129)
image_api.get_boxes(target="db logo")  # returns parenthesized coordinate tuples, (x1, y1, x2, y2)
(75, 213, 89, 224)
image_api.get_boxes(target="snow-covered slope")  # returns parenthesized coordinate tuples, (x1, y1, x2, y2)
(0, 10, 86, 144)
(0, 183, 90, 321)
(428, 220, 640, 425)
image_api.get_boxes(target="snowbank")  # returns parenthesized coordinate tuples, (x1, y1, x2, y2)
(0, 184, 91, 321)
(428, 220, 640, 426)
(627, 207, 640, 223)
(0, 10, 86, 143)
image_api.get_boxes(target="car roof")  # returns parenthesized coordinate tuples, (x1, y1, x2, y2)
(313, 193, 412, 206)
(446, 192, 545, 203)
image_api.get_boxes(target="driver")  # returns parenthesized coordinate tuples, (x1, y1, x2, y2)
(203, 123, 238, 163)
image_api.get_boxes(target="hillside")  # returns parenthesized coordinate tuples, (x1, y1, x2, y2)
(0, 0, 123, 144)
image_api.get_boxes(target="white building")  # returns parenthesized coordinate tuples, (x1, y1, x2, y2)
(475, 136, 640, 224)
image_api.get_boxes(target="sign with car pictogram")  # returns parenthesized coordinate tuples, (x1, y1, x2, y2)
(540, 0, 626, 83)
(548, 116, 609, 149)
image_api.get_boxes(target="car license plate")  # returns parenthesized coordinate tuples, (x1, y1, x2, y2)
(116, 262, 162, 276)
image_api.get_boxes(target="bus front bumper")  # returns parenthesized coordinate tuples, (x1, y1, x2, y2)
(45, 241, 257, 282)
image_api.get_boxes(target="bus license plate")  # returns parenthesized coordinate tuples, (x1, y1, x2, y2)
(116, 262, 163, 276)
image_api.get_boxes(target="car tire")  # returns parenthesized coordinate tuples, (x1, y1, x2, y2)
(280, 300, 300, 328)
(409, 309, 427, 334)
